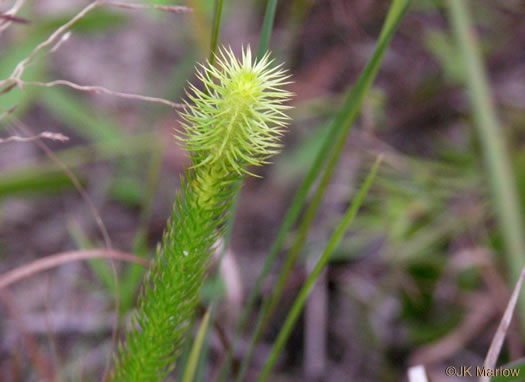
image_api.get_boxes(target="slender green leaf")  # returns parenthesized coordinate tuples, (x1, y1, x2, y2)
(447, 0, 525, 330)
(182, 310, 211, 382)
(257, 0, 279, 60)
(0, 134, 158, 199)
(256, 157, 382, 382)
(0, 166, 75, 198)
(209, 0, 224, 65)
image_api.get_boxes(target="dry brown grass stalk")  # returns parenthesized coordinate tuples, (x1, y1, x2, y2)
(0, 1, 189, 109)
(0, 0, 27, 33)
(23, 80, 185, 109)
(0, 131, 69, 144)
(0, 249, 150, 291)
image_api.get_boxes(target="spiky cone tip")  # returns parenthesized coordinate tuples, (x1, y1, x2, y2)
(178, 46, 293, 178)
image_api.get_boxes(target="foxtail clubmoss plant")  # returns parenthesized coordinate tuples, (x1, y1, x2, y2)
(111, 47, 291, 381)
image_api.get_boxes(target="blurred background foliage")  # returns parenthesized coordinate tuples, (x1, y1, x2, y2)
(1, 0, 525, 381)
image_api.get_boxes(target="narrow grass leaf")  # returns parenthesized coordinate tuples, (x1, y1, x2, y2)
(447, 0, 525, 331)
(257, 0, 279, 60)
(182, 310, 211, 382)
(209, 0, 224, 65)
(256, 156, 382, 382)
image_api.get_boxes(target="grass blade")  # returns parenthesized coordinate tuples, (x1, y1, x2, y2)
(209, 0, 223, 65)
(447, 0, 525, 330)
(257, 0, 279, 60)
(256, 156, 382, 382)
(181, 310, 211, 382)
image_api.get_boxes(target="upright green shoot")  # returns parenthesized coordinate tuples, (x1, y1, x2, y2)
(257, 156, 382, 382)
(447, 0, 525, 331)
(257, 0, 279, 60)
(181, 310, 211, 382)
(110, 47, 292, 381)
(209, 0, 224, 65)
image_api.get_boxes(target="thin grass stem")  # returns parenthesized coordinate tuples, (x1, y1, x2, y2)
(447, 0, 525, 331)
(256, 156, 382, 382)
(257, 0, 279, 60)
(182, 310, 211, 382)
(209, 0, 224, 65)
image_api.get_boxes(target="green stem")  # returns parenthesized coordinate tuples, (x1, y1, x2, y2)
(181, 310, 211, 382)
(257, 0, 279, 60)
(209, 0, 224, 65)
(256, 157, 382, 382)
(447, 0, 525, 330)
